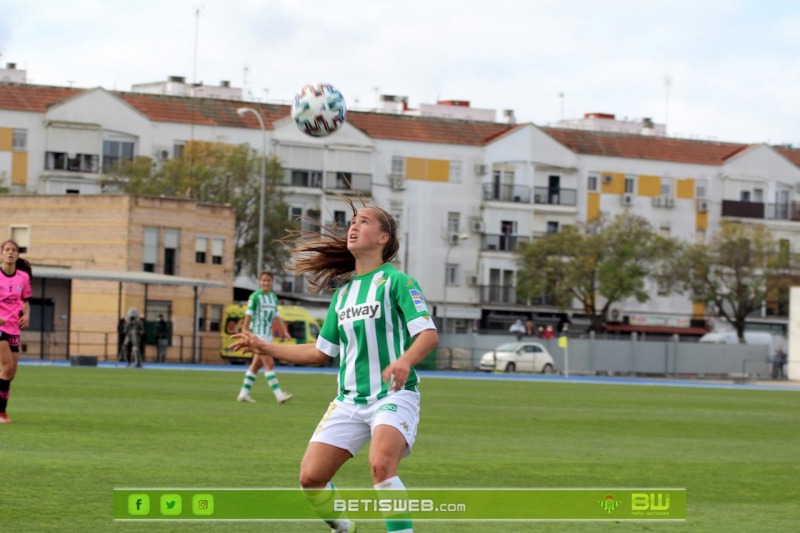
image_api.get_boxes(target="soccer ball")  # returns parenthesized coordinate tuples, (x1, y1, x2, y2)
(290, 82, 347, 137)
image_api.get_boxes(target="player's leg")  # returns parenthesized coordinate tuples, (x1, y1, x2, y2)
(0, 335, 20, 423)
(368, 391, 420, 533)
(302, 400, 369, 533)
(237, 355, 262, 402)
(260, 354, 292, 403)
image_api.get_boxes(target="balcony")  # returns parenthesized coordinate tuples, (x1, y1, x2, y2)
(478, 285, 556, 306)
(721, 200, 800, 221)
(533, 187, 577, 206)
(482, 183, 532, 203)
(481, 233, 530, 252)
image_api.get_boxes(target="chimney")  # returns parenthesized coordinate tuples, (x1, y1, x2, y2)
(220, 80, 230, 88)
(502, 109, 516, 125)
(168, 75, 186, 84)
(6, 63, 16, 70)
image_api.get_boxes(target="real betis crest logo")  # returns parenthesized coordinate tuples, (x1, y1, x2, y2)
(374, 276, 386, 288)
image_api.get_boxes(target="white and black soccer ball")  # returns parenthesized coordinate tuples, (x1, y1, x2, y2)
(290, 82, 347, 137)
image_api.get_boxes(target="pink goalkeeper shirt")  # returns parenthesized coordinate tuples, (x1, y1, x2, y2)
(0, 268, 32, 336)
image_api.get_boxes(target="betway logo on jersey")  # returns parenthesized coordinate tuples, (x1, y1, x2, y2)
(338, 303, 382, 324)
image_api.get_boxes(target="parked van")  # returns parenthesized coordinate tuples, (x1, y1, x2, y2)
(220, 304, 321, 364)
(698, 330, 785, 352)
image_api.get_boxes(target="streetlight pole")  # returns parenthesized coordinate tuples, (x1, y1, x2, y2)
(237, 107, 266, 275)
(443, 233, 469, 333)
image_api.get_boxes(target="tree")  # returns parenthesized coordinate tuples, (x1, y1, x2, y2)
(674, 221, 795, 342)
(516, 212, 677, 332)
(103, 141, 293, 276)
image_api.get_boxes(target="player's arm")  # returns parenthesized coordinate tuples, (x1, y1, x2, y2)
(230, 330, 328, 365)
(275, 317, 292, 339)
(382, 329, 439, 390)
(242, 314, 252, 333)
(20, 300, 30, 329)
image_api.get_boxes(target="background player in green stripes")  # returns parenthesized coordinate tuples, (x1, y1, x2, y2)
(230, 200, 438, 533)
(236, 271, 294, 404)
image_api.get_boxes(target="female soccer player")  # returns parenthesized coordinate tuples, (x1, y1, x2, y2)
(0, 240, 33, 424)
(235, 271, 293, 404)
(230, 200, 438, 533)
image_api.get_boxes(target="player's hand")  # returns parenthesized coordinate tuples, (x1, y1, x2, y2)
(230, 331, 261, 355)
(19, 314, 29, 329)
(382, 359, 411, 392)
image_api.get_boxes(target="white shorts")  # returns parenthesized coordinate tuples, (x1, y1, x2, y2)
(310, 390, 420, 458)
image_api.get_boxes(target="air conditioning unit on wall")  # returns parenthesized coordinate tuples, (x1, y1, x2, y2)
(475, 164, 487, 176)
(390, 176, 405, 190)
(697, 200, 709, 212)
(470, 220, 485, 233)
(621, 193, 634, 206)
(467, 274, 479, 286)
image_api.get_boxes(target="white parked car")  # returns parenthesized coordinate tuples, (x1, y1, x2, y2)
(479, 341, 556, 373)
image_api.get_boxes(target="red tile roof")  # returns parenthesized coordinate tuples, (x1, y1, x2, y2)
(0, 83, 81, 112)
(346, 112, 520, 145)
(776, 146, 800, 168)
(541, 127, 750, 165)
(0, 83, 796, 163)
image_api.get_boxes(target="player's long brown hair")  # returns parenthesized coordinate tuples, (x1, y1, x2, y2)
(282, 197, 399, 292)
(1, 240, 33, 280)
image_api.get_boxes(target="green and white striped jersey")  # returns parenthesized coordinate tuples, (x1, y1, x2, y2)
(246, 290, 280, 340)
(316, 263, 437, 404)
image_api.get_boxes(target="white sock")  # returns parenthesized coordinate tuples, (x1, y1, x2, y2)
(264, 370, 285, 397)
(374, 476, 413, 533)
(303, 482, 350, 532)
(240, 371, 257, 396)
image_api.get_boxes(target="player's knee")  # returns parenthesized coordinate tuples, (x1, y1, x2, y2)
(299, 468, 329, 489)
(369, 458, 396, 483)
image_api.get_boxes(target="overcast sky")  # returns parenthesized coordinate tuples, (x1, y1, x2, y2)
(1, 0, 798, 146)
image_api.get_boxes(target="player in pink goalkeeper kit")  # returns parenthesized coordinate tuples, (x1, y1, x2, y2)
(0, 240, 33, 424)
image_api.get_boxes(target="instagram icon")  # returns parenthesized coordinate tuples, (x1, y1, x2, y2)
(192, 494, 214, 516)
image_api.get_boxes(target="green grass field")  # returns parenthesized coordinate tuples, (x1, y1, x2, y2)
(1, 365, 799, 532)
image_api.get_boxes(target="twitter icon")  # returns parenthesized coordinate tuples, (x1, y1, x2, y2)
(160, 494, 182, 516)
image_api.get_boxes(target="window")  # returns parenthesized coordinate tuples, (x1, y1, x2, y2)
(290, 170, 322, 188)
(163, 229, 179, 275)
(546, 221, 559, 234)
(209, 304, 223, 332)
(289, 206, 303, 223)
(660, 177, 673, 197)
(195, 236, 208, 263)
(211, 238, 224, 265)
(102, 139, 135, 171)
(45, 152, 99, 173)
(173, 142, 186, 159)
(391, 156, 405, 175)
(449, 160, 462, 183)
(10, 226, 29, 254)
(587, 174, 599, 192)
(446, 263, 458, 286)
(12, 129, 27, 151)
(696, 179, 708, 199)
(333, 210, 347, 228)
(741, 190, 751, 202)
(624, 175, 636, 194)
(334, 172, 353, 190)
(447, 212, 460, 233)
(143, 227, 158, 272)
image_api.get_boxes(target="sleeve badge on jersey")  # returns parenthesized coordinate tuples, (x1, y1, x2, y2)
(409, 288, 428, 312)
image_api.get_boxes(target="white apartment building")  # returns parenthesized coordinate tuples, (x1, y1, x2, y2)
(2, 81, 799, 336)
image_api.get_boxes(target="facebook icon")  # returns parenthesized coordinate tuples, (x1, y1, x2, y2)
(128, 494, 150, 515)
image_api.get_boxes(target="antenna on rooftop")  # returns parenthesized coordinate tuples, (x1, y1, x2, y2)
(559, 92, 565, 121)
(664, 75, 673, 135)
(192, 6, 204, 85)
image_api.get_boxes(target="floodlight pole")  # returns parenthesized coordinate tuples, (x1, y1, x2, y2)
(237, 107, 267, 275)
